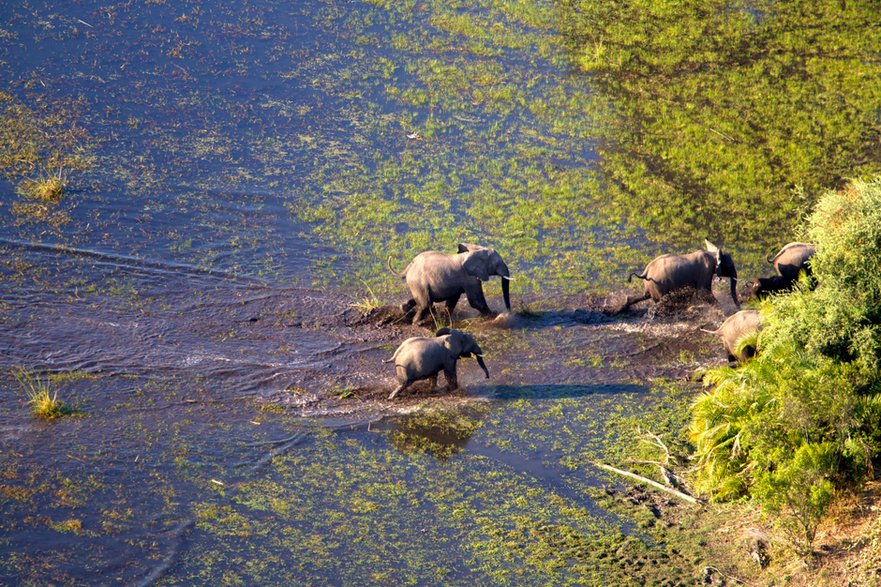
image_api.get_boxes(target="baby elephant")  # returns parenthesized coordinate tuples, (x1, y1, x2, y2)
(747, 275, 794, 300)
(701, 309, 762, 363)
(383, 328, 489, 400)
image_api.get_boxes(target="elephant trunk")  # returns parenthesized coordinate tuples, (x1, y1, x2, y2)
(476, 355, 490, 379)
(498, 262, 511, 311)
(501, 276, 511, 311)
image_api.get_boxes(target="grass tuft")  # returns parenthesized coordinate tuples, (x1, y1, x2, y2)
(20, 175, 66, 202)
(349, 281, 382, 314)
(12, 367, 75, 419)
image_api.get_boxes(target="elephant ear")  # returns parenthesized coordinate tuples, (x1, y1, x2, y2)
(457, 243, 486, 254)
(704, 239, 719, 253)
(441, 331, 463, 356)
(462, 250, 491, 281)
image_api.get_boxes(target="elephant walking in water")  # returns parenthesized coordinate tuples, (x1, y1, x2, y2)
(383, 328, 489, 400)
(623, 240, 739, 310)
(388, 243, 512, 325)
(702, 309, 762, 362)
(747, 242, 816, 300)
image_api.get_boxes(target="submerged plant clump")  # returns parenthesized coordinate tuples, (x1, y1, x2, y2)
(0, 92, 92, 223)
(389, 406, 484, 460)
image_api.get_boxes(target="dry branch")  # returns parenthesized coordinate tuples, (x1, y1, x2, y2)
(594, 461, 703, 505)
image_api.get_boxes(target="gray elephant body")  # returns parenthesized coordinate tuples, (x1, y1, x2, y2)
(768, 242, 815, 282)
(624, 241, 738, 309)
(703, 309, 762, 362)
(748, 274, 794, 300)
(384, 328, 489, 399)
(390, 243, 511, 324)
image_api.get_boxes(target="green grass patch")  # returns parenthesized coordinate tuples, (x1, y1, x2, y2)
(13, 367, 81, 420)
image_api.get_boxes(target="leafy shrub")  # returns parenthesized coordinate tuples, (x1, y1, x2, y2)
(690, 178, 881, 554)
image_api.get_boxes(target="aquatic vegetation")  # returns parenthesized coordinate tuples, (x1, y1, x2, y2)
(388, 406, 484, 460)
(561, 0, 881, 265)
(12, 367, 76, 419)
(282, 0, 881, 297)
(0, 92, 92, 222)
(19, 175, 65, 202)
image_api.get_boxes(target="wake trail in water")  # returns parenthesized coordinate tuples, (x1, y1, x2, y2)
(0, 237, 269, 286)
(0, 248, 366, 401)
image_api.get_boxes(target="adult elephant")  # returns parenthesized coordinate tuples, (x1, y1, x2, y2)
(767, 242, 816, 282)
(388, 243, 512, 325)
(623, 240, 739, 309)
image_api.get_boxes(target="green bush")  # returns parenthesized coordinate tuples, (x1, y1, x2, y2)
(690, 177, 881, 554)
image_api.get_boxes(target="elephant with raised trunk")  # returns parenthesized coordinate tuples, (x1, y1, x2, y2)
(623, 240, 739, 309)
(702, 309, 762, 362)
(383, 328, 489, 400)
(767, 242, 816, 281)
(388, 243, 512, 325)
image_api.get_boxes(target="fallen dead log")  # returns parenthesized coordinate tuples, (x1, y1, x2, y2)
(594, 461, 703, 505)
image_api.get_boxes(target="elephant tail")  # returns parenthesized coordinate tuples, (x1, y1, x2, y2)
(386, 255, 408, 279)
(766, 246, 786, 264)
(700, 327, 720, 336)
(628, 271, 648, 283)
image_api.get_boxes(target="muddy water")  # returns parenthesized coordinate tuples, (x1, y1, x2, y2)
(0, 240, 735, 584)
(1, 0, 746, 584)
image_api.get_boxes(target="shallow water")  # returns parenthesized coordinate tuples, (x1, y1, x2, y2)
(3, 0, 880, 584)
(0, 239, 727, 584)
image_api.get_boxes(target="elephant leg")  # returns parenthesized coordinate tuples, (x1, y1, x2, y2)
(464, 286, 492, 315)
(445, 294, 461, 320)
(388, 379, 412, 400)
(621, 291, 650, 310)
(401, 299, 416, 313)
(413, 304, 432, 325)
(428, 375, 438, 391)
(443, 364, 458, 391)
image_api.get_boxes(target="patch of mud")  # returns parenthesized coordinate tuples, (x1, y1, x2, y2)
(1, 247, 742, 420)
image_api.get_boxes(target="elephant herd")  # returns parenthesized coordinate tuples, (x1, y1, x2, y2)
(382, 240, 816, 400)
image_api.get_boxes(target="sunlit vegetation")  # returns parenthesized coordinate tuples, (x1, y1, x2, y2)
(560, 0, 881, 265)
(292, 0, 881, 299)
(692, 178, 881, 556)
(0, 92, 92, 220)
(348, 281, 383, 314)
(12, 367, 76, 419)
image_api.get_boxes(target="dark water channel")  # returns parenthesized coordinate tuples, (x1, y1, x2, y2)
(0, 0, 821, 584)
